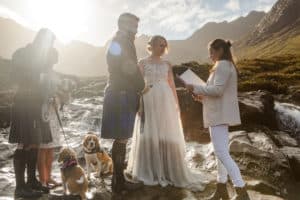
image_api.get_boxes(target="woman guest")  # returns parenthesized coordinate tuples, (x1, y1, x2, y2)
(9, 28, 57, 198)
(38, 67, 64, 189)
(184, 39, 250, 200)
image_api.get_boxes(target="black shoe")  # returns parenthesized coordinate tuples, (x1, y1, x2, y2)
(13, 149, 42, 198)
(27, 179, 50, 194)
(232, 187, 250, 200)
(208, 182, 229, 200)
(111, 141, 126, 194)
(15, 185, 43, 198)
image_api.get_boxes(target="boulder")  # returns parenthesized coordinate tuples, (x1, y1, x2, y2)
(238, 91, 277, 130)
(177, 89, 279, 143)
(246, 180, 280, 196)
(272, 131, 298, 147)
(279, 146, 300, 181)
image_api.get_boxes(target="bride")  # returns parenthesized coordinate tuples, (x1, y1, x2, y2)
(125, 35, 207, 191)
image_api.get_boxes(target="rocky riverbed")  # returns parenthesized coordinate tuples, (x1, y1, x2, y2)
(0, 77, 300, 200)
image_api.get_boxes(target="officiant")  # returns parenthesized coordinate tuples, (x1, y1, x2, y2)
(183, 39, 250, 200)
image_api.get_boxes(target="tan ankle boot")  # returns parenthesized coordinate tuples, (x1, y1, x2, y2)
(208, 182, 229, 200)
(232, 187, 250, 200)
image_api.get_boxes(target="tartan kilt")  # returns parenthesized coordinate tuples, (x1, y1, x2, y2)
(101, 89, 139, 139)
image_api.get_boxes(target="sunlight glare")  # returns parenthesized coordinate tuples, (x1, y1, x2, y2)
(27, 0, 90, 43)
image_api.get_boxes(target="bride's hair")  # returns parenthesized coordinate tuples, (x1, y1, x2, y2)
(147, 35, 168, 54)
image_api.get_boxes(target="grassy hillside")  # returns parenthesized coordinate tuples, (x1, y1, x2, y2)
(238, 54, 300, 94)
(237, 33, 300, 59)
(174, 54, 300, 95)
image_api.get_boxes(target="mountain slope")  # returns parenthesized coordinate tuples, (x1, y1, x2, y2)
(136, 11, 265, 64)
(236, 0, 300, 58)
(0, 11, 265, 76)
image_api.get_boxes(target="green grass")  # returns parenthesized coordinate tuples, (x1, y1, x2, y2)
(237, 54, 300, 94)
(174, 54, 300, 94)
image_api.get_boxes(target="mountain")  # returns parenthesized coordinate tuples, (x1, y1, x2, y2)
(236, 0, 300, 58)
(0, 11, 265, 76)
(0, 17, 108, 76)
(136, 11, 265, 64)
(0, 17, 35, 59)
(54, 41, 107, 76)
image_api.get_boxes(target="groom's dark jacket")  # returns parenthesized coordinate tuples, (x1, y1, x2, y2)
(101, 30, 145, 139)
(106, 30, 145, 93)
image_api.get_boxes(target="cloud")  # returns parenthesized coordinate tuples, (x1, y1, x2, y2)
(0, 0, 277, 45)
(225, 0, 240, 11)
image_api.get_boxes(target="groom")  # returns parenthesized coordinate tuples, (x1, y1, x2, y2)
(101, 13, 145, 194)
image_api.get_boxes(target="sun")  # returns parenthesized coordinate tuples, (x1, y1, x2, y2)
(27, 0, 90, 43)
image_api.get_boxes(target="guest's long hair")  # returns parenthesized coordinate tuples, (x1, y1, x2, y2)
(209, 39, 238, 74)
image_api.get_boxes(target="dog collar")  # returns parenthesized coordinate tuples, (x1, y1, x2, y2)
(61, 159, 77, 170)
(84, 147, 104, 155)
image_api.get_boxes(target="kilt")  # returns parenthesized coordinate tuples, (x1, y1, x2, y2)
(9, 91, 52, 145)
(101, 88, 139, 139)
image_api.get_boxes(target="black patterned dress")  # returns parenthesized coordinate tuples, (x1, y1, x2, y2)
(9, 44, 58, 145)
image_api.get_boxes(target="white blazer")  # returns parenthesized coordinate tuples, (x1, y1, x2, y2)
(193, 60, 241, 128)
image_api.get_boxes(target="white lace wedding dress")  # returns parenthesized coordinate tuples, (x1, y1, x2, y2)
(125, 60, 207, 191)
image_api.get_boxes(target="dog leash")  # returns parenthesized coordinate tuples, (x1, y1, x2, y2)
(53, 97, 70, 147)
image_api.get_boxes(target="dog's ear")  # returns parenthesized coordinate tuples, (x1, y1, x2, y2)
(83, 135, 88, 147)
(58, 149, 65, 162)
(95, 136, 100, 148)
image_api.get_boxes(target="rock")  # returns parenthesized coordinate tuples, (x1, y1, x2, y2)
(238, 91, 277, 130)
(246, 180, 280, 196)
(229, 131, 288, 166)
(279, 146, 300, 180)
(0, 106, 10, 129)
(0, 91, 13, 129)
(226, 131, 291, 185)
(291, 90, 300, 104)
(247, 190, 285, 200)
(177, 89, 279, 143)
(273, 131, 298, 147)
(72, 78, 106, 98)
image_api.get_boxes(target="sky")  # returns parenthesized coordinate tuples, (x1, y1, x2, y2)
(0, 0, 277, 46)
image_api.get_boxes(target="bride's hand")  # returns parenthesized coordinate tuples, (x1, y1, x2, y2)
(185, 84, 194, 93)
(142, 85, 152, 94)
(192, 93, 203, 102)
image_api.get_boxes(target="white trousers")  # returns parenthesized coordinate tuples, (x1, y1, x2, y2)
(209, 124, 245, 187)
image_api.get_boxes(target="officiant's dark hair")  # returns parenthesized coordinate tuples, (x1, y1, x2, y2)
(209, 39, 238, 74)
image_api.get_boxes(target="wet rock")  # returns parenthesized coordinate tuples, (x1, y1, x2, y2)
(229, 131, 288, 168)
(0, 91, 12, 129)
(238, 91, 277, 130)
(177, 90, 279, 143)
(279, 146, 300, 181)
(246, 180, 280, 196)
(247, 190, 285, 200)
(73, 79, 106, 98)
(272, 131, 298, 147)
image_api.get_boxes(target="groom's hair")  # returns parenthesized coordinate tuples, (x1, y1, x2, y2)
(118, 13, 139, 28)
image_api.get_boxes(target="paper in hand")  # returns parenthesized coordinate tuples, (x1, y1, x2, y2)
(179, 69, 206, 87)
